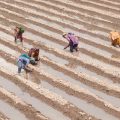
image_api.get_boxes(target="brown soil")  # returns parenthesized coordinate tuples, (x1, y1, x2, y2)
(0, 0, 120, 120)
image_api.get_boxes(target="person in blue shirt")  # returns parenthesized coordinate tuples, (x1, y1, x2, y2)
(17, 54, 31, 74)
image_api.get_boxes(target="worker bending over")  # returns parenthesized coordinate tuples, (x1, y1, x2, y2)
(63, 33, 79, 52)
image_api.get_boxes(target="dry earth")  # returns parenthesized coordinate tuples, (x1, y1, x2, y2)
(0, 0, 120, 120)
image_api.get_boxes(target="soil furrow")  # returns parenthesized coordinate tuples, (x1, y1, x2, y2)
(0, 22, 120, 88)
(0, 36, 120, 100)
(83, 0, 120, 9)
(1, 0, 120, 55)
(0, 11, 120, 85)
(0, 112, 9, 120)
(106, 0, 120, 4)
(1, 39, 120, 117)
(0, 44, 111, 119)
(1, 19, 120, 81)
(0, 76, 71, 120)
(67, 0, 120, 13)
(0, 46, 97, 120)
(1, 47, 120, 119)
(1, 2, 110, 39)
(88, 0, 120, 7)
(0, 11, 119, 69)
(0, 0, 120, 120)
(0, 15, 120, 73)
(30, 0, 120, 17)
(10, 1, 119, 29)
(1, 28, 120, 90)
(1, 0, 120, 58)
(18, 0, 120, 25)
(27, 0, 120, 30)
(0, 67, 97, 120)
(4, 0, 114, 35)
(0, 86, 48, 120)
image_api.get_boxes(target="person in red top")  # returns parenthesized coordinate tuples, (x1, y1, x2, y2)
(28, 48, 40, 61)
(14, 26, 24, 46)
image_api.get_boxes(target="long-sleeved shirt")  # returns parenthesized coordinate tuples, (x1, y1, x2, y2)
(65, 33, 79, 45)
(18, 56, 30, 66)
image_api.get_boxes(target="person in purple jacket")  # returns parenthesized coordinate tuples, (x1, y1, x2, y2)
(63, 33, 79, 52)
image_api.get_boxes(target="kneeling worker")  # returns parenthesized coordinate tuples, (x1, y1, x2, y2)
(17, 53, 34, 79)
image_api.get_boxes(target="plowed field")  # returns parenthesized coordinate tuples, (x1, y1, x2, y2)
(0, 0, 120, 120)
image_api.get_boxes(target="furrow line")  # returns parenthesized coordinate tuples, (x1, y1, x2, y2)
(19, 0, 120, 24)
(0, 36, 120, 99)
(0, 86, 48, 120)
(0, 19, 120, 85)
(0, 12, 119, 68)
(0, 65, 96, 120)
(0, 112, 9, 120)
(2, 0, 120, 55)
(1, 47, 120, 119)
(0, 1, 110, 40)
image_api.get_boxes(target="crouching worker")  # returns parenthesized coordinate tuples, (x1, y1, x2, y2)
(63, 33, 79, 52)
(14, 26, 24, 46)
(28, 48, 40, 65)
(17, 54, 34, 79)
(109, 31, 120, 47)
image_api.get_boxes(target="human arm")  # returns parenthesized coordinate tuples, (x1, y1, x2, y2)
(25, 64, 35, 72)
(14, 27, 19, 36)
(64, 43, 70, 49)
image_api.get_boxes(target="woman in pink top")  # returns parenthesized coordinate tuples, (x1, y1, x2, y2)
(63, 33, 79, 52)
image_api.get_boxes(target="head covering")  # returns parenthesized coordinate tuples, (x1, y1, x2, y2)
(63, 33, 78, 45)
(63, 33, 67, 37)
(110, 31, 120, 40)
